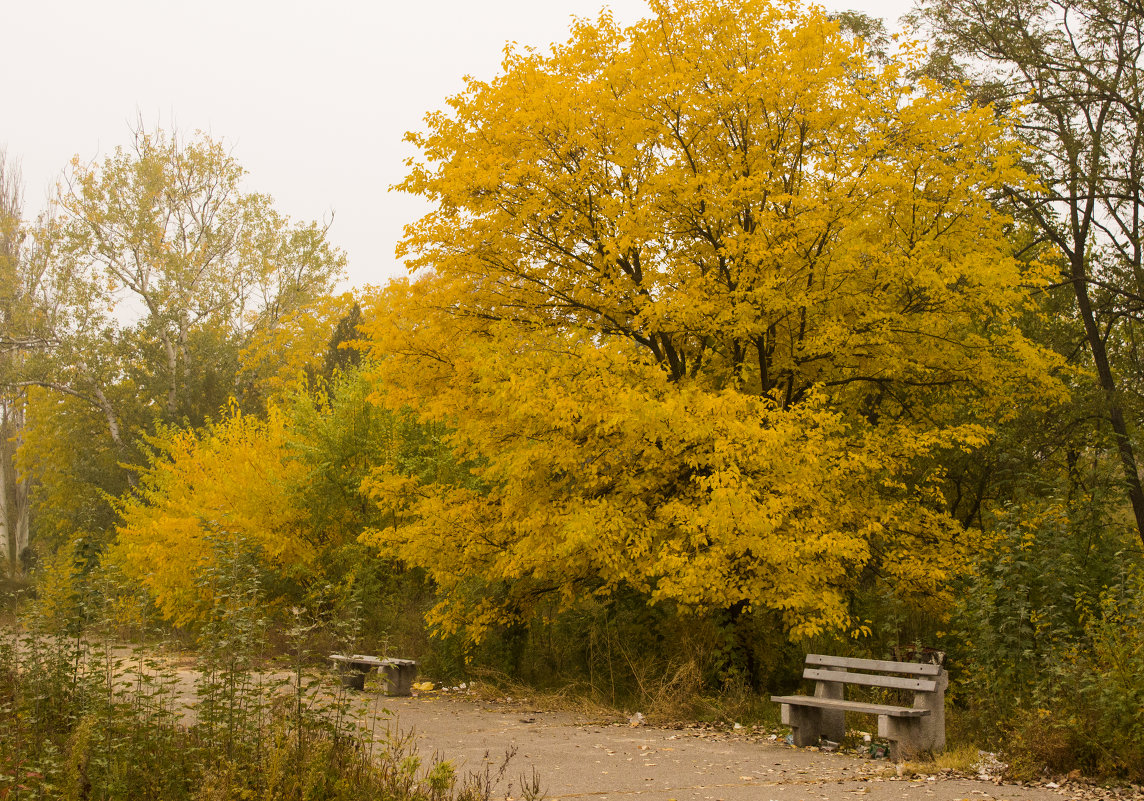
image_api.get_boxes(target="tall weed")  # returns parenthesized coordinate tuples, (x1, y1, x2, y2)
(0, 531, 530, 800)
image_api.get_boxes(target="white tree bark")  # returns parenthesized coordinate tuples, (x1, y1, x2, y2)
(0, 432, 10, 576)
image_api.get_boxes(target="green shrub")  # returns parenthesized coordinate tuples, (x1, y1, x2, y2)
(949, 498, 1144, 782)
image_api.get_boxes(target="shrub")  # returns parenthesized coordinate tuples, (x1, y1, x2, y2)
(950, 498, 1144, 782)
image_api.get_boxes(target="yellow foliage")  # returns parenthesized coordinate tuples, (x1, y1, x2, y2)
(109, 406, 310, 626)
(16, 387, 123, 550)
(362, 312, 987, 639)
(239, 291, 359, 401)
(360, 0, 1067, 640)
(32, 535, 85, 633)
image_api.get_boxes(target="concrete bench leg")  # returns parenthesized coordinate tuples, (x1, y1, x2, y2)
(916, 673, 946, 753)
(780, 673, 847, 747)
(878, 716, 941, 760)
(346, 669, 367, 691)
(880, 673, 947, 760)
(380, 661, 418, 696)
(879, 716, 908, 760)
(781, 704, 825, 747)
(813, 675, 846, 743)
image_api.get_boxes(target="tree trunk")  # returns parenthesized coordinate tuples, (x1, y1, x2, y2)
(13, 468, 28, 571)
(1071, 256, 1144, 549)
(163, 334, 179, 417)
(91, 386, 124, 448)
(12, 400, 29, 571)
(0, 401, 15, 576)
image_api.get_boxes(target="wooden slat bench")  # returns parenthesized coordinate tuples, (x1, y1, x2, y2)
(771, 654, 947, 759)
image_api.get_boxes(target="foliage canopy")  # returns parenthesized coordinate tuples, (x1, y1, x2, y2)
(361, 0, 1065, 639)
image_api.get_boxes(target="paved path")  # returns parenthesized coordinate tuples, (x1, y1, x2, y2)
(375, 694, 1075, 801)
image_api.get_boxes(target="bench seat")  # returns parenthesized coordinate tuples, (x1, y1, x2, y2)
(769, 695, 929, 718)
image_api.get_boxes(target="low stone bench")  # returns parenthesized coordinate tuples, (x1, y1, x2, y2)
(771, 654, 947, 759)
(330, 654, 418, 695)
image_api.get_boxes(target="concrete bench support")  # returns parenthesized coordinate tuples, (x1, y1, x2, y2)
(878, 673, 947, 756)
(378, 658, 418, 696)
(330, 654, 384, 691)
(782, 703, 840, 747)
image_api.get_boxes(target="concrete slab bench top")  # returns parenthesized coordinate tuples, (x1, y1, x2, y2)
(330, 653, 386, 668)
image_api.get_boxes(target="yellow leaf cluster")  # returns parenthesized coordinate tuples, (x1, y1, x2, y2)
(16, 387, 120, 550)
(362, 305, 986, 639)
(239, 291, 358, 401)
(109, 406, 310, 626)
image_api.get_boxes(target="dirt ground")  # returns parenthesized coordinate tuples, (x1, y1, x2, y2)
(368, 691, 1124, 801)
(16, 644, 1135, 801)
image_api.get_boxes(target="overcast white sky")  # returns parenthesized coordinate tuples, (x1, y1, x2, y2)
(6, 0, 915, 290)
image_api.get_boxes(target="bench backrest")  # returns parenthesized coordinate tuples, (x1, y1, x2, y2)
(804, 654, 943, 694)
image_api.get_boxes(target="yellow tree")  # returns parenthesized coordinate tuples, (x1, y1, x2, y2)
(362, 0, 1067, 640)
(109, 407, 311, 626)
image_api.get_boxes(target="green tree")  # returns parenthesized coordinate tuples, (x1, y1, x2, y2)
(916, 0, 1144, 552)
(27, 125, 346, 438)
(6, 125, 346, 559)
